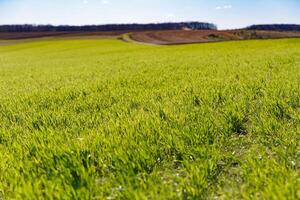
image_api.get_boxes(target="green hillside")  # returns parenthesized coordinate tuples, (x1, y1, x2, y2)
(0, 38, 299, 199)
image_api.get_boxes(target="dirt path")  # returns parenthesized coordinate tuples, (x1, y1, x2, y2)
(121, 33, 161, 46)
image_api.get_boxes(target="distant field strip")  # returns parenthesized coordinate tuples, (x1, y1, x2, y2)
(0, 38, 299, 199)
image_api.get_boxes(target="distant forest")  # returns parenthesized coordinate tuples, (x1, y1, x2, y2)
(247, 24, 300, 32)
(0, 22, 217, 32)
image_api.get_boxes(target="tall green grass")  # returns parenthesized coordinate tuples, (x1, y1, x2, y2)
(0, 38, 299, 199)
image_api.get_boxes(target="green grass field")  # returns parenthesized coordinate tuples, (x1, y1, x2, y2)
(0, 38, 299, 199)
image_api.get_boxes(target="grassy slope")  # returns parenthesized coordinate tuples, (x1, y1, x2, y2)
(0, 39, 299, 199)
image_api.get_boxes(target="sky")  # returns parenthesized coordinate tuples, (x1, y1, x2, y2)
(0, 0, 300, 29)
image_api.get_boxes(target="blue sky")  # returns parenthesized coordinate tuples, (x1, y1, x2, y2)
(0, 0, 299, 29)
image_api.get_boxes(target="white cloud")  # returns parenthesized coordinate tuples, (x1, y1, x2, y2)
(83, 0, 88, 4)
(166, 13, 175, 18)
(223, 5, 232, 9)
(215, 5, 232, 10)
(102, 0, 110, 4)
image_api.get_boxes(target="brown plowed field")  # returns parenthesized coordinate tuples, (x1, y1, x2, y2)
(1, 30, 300, 45)
(129, 30, 300, 45)
(0, 31, 126, 40)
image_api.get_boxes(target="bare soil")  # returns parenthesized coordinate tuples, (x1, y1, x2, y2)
(129, 30, 300, 45)
(0, 31, 126, 40)
(1, 30, 300, 45)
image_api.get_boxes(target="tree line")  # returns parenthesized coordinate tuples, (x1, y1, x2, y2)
(0, 22, 217, 32)
(247, 24, 300, 32)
